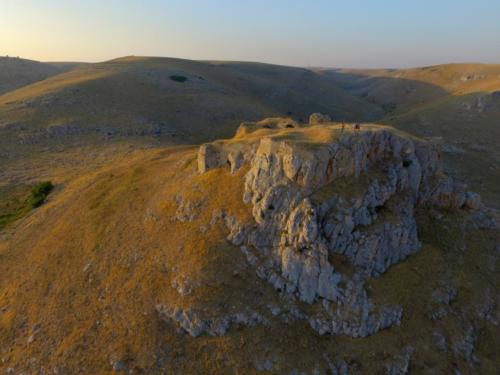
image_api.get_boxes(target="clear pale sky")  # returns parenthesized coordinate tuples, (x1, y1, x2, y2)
(1, 0, 500, 68)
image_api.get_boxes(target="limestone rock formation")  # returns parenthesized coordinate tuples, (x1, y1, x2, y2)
(195, 120, 489, 338)
(156, 304, 268, 338)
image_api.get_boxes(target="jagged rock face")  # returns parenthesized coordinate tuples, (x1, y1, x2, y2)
(241, 128, 442, 282)
(197, 123, 482, 337)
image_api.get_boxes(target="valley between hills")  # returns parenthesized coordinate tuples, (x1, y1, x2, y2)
(0, 56, 499, 374)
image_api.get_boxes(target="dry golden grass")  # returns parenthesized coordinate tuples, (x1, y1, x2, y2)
(0, 57, 66, 96)
(0, 67, 111, 105)
(0, 146, 278, 373)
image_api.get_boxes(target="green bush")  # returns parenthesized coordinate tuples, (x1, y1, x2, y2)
(170, 75, 188, 83)
(29, 181, 54, 208)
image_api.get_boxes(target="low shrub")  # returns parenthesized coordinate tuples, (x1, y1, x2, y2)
(170, 75, 188, 83)
(29, 181, 54, 208)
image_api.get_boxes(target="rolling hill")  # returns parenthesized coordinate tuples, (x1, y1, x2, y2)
(0, 56, 383, 149)
(0, 56, 70, 96)
(317, 64, 500, 111)
(317, 64, 500, 206)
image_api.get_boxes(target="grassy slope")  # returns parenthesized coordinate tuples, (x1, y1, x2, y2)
(0, 57, 71, 95)
(0, 56, 383, 146)
(0, 138, 498, 374)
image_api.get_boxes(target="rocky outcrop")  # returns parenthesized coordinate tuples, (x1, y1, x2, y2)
(196, 121, 489, 338)
(385, 346, 414, 375)
(156, 304, 268, 337)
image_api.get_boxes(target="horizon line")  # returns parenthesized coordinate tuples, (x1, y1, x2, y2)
(2, 53, 499, 71)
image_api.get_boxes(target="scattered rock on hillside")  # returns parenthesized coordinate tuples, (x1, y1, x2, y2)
(384, 346, 414, 375)
(323, 355, 350, 375)
(476, 288, 499, 325)
(432, 331, 448, 352)
(156, 304, 269, 337)
(452, 325, 478, 363)
(173, 195, 201, 222)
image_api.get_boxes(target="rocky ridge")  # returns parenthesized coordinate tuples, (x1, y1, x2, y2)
(193, 118, 490, 338)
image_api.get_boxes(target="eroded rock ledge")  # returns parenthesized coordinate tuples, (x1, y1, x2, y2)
(195, 119, 487, 338)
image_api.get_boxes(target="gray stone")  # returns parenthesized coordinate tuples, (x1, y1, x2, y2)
(173, 195, 200, 222)
(433, 331, 448, 352)
(112, 360, 126, 372)
(156, 304, 268, 337)
(452, 325, 477, 362)
(385, 346, 413, 375)
(464, 191, 481, 210)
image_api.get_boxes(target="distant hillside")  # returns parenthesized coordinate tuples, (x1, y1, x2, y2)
(0, 56, 67, 95)
(0, 56, 383, 149)
(317, 64, 500, 113)
(1, 58, 499, 205)
(317, 64, 500, 206)
(45, 61, 88, 71)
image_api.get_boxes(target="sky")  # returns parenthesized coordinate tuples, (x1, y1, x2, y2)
(1, 0, 500, 68)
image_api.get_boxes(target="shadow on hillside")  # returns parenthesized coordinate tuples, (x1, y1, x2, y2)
(317, 69, 451, 116)
(319, 69, 500, 207)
